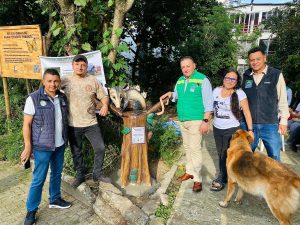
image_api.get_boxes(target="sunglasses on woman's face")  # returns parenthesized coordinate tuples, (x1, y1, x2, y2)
(224, 77, 237, 82)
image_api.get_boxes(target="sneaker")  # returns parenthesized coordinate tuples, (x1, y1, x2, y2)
(93, 175, 112, 183)
(71, 176, 85, 188)
(49, 197, 71, 209)
(24, 210, 37, 225)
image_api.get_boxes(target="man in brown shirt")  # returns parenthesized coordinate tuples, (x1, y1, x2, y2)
(61, 54, 110, 188)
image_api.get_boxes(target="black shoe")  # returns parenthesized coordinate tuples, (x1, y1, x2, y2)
(49, 197, 71, 209)
(93, 175, 112, 183)
(71, 176, 85, 188)
(24, 210, 37, 225)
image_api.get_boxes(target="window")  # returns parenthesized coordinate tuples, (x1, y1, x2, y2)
(254, 13, 259, 26)
(262, 12, 267, 22)
(243, 14, 250, 33)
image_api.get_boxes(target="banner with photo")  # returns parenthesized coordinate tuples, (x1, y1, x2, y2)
(40, 50, 107, 88)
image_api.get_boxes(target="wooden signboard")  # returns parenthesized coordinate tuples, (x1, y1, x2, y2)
(0, 25, 43, 79)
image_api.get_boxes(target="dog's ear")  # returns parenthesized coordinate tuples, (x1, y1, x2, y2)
(232, 131, 239, 140)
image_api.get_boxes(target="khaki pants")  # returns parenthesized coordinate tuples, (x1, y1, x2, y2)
(179, 120, 203, 182)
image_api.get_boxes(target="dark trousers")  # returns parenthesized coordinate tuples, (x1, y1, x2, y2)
(213, 126, 240, 184)
(291, 125, 300, 147)
(68, 124, 105, 179)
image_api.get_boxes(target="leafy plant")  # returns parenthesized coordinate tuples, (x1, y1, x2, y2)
(263, 4, 300, 89)
(154, 167, 184, 220)
(149, 117, 182, 166)
(0, 131, 23, 162)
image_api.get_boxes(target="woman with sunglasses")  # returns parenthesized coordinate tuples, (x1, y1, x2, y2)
(210, 70, 253, 191)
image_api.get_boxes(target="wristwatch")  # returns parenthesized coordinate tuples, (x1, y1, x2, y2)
(202, 119, 209, 123)
(248, 128, 253, 132)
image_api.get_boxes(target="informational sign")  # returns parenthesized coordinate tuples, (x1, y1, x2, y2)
(0, 25, 43, 79)
(40, 50, 107, 87)
(132, 127, 145, 144)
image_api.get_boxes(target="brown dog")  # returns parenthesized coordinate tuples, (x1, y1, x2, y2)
(219, 129, 300, 225)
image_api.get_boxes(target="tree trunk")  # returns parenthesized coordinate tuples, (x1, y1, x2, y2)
(108, 0, 135, 64)
(57, 0, 78, 55)
(90, 95, 169, 187)
(120, 111, 151, 187)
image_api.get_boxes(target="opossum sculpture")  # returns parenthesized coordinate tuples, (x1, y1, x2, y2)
(109, 86, 146, 111)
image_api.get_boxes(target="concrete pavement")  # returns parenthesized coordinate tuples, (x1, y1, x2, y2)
(167, 133, 300, 225)
(1, 131, 300, 225)
(0, 161, 104, 225)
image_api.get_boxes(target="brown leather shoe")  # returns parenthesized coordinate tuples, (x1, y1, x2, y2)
(193, 182, 202, 192)
(177, 173, 194, 181)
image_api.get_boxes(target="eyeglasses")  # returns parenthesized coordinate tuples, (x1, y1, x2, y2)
(224, 77, 237, 82)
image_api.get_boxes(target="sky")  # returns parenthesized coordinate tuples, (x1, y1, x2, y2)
(241, 0, 292, 3)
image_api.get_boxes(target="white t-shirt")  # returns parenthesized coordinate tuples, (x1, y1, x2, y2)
(24, 95, 64, 148)
(213, 87, 247, 129)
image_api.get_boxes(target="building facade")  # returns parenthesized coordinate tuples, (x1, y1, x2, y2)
(228, 2, 290, 72)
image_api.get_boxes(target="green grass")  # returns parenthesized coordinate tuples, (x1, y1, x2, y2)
(154, 166, 185, 221)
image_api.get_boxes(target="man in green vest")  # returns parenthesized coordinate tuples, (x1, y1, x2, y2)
(160, 56, 213, 192)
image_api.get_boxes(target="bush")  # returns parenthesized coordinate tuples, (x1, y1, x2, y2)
(149, 117, 182, 166)
(0, 90, 25, 162)
(0, 130, 23, 162)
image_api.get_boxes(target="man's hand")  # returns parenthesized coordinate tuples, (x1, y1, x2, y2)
(160, 92, 172, 101)
(279, 124, 287, 135)
(99, 104, 108, 116)
(199, 122, 209, 134)
(21, 146, 32, 163)
(248, 131, 254, 140)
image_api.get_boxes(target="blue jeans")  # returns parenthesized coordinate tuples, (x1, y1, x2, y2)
(26, 145, 65, 212)
(241, 123, 281, 161)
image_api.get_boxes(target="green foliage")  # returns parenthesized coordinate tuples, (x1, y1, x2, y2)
(81, 42, 92, 51)
(0, 78, 39, 163)
(0, 1, 48, 31)
(0, 94, 24, 162)
(264, 4, 300, 89)
(149, 117, 182, 166)
(108, 0, 114, 7)
(115, 28, 123, 38)
(37, 0, 129, 86)
(154, 167, 183, 220)
(63, 146, 76, 176)
(0, 130, 23, 162)
(128, 1, 238, 98)
(74, 0, 87, 7)
(179, 6, 238, 87)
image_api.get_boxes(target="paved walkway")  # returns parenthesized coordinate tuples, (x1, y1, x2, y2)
(1, 132, 300, 225)
(168, 132, 300, 225)
(0, 161, 101, 225)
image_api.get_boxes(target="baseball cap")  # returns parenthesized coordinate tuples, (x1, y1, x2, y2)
(72, 54, 88, 64)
